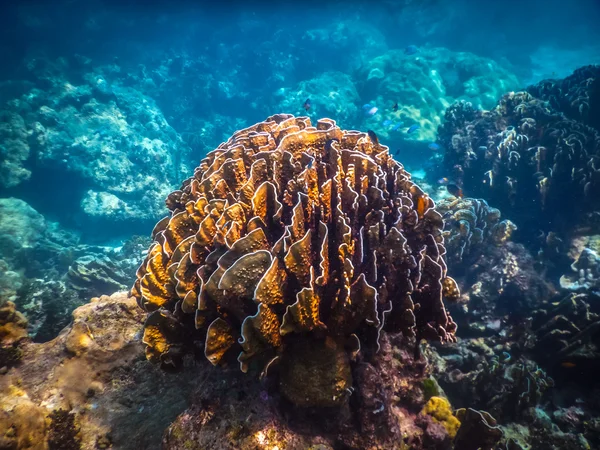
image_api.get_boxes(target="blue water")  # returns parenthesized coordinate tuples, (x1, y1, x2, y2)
(1, 0, 598, 244)
(1, 1, 600, 448)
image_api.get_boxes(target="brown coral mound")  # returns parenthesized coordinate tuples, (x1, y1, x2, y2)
(132, 115, 458, 405)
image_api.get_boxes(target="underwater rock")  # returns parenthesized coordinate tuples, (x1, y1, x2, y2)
(132, 114, 458, 408)
(162, 331, 443, 449)
(0, 197, 149, 342)
(66, 254, 131, 297)
(560, 246, 600, 291)
(356, 47, 520, 142)
(0, 198, 47, 250)
(439, 78, 600, 239)
(0, 111, 31, 188)
(274, 71, 361, 127)
(0, 58, 190, 225)
(0, 291, 196, 449)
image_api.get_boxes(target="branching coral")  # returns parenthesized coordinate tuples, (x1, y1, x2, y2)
(438, 88, 600, 236)
(132, 114, 459, 407)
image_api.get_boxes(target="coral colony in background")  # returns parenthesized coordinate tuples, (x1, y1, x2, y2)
(1, 7, 600, 448)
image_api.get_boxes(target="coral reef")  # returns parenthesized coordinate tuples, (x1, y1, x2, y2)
(438, 84, 600, 238)
(47, 409, 81, 450)
(435, 197, 517, 269)
(356, 47, 520, 142)
(0, 58, 190, 225)
(527, 65, 600, 131)
(0, 291, 197, 449)
(532, 291, 600, 373)
(0, 197, 149, 342)
(274, 71, 361, 127)
(560, 242, 600, 291)
(133, 114, 459, 408)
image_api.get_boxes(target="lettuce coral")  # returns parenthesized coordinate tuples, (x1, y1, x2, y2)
(132, 114, 459, 407)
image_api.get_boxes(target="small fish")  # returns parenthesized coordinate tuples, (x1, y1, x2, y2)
(367, 130, 379, 145)
(416, 196, 428, 216)
(366, 106, 378, 116)
(551, 301, 560, 306)
(391, 122, 404, 131)
(428, 143, 441, 151)
(561, 362, 576, 369)
(437, 177, 449, 185)
(447, 183, 463, 198)
(383, 119, 392, 127)
(392, 102, 398, 112)
(394, 148, 401, 156)
(303, 98, 311, 111)
(477, 145, 487, 152)
(362, 103, 372, 111)
(407, 124, 420, 134)
(405, 45, 419, 55)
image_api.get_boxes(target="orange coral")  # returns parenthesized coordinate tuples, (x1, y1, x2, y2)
(0, 301, 28, 346)
(132, 115, 458, 405)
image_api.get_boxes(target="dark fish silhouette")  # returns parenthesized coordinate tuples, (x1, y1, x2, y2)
(447, 183, 463, 198)
(392, 102, 398, 112)
(303, 98, 311, 111)
(405, 45, 419, 55)
(367, 129, 379, 145)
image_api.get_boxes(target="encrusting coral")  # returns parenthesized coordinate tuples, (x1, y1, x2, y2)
(420, 396, 461, 439)
(132, 114, 459, 407)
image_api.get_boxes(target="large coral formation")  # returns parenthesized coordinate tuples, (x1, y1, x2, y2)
(133, 114, 459, 407)
(438, 86, 600, 237)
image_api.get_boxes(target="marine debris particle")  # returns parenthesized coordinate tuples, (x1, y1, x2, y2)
(131, 114, 458, 407)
